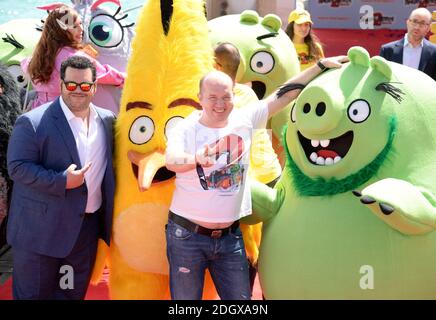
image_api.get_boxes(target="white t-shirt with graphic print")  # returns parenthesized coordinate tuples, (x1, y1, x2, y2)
(167, 101, 269, 223)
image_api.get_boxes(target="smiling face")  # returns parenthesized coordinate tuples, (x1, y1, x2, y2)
(284, 48, 403, 196)
(73, 0, 135, 61)
(297, 130, 354, 166)
(293, 22, 311, 42)
(198, 71, 234, 128)
(67, 15, 84, 44)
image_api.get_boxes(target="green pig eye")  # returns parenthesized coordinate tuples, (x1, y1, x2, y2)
(250, 51, 275, 74)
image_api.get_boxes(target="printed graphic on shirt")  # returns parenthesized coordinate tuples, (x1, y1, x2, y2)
(196, 134, 245, 193)
(298, 52, 315, 65)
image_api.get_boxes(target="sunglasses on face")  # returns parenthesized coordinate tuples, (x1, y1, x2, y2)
(62, 81, 95, 92)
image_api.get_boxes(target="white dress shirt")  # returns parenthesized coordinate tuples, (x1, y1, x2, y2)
(60, 97, 107, 213)
(403, 34, 423, 70)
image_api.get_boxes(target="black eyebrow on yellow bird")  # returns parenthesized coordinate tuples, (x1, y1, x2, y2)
(169, 98, 202, 110)
(161, 0, 205, 36)
(126, 101, 152, 111)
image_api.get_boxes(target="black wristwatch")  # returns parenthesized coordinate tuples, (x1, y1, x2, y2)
(317, 60, 327, 71)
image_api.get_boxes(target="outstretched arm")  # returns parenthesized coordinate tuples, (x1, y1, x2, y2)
(353, 178, 436, 235)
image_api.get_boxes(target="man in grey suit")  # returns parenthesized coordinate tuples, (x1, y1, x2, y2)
(380, 8, 436, 81)
(7, 56, 115, 299)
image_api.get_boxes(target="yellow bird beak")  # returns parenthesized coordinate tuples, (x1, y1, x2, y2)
(127, 150, 167, 192)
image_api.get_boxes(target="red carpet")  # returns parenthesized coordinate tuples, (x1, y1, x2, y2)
(0, 268, 263, 300)
(314, 28, 406, 57)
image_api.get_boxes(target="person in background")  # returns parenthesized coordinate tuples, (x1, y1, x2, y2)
(285, 9, 325, 71)
(380, 7, 436, 81)
(22, 5, 125, 109)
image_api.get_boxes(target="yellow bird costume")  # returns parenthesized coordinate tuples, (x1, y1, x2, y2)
(91, 0, 217, 299)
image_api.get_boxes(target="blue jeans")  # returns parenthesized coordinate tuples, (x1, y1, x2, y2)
(165, 219, 251, 300)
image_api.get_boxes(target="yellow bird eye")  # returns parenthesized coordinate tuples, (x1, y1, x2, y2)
(129, 116, 155, 145)
(165, 116, 184, 140)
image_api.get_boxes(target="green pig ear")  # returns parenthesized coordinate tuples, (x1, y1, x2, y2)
(348, 46, 370, 68)
(261, 14, 282, 32)
(240, 10, 260, 24)
(370, 56, 392, 79)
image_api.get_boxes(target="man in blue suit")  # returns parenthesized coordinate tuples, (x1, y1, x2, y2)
(7, 56, 115, 299)
(380, 8, 436, 81)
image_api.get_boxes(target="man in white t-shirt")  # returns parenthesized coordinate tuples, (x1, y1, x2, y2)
(165, 55, 347, 300)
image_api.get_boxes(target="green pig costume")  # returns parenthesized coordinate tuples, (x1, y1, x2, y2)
(208, 10, 300, 148)
(244, 47, 436, 299)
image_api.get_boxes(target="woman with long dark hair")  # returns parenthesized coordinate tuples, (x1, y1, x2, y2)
(285, 9, 325, 71)
(22, 5, 125, 109)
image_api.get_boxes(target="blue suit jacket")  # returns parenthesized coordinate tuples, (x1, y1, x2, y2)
(6, 98, 115, 258)
(380, 38, 436, 81)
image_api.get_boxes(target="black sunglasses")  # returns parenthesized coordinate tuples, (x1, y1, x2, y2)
(196, 164, 209, 190)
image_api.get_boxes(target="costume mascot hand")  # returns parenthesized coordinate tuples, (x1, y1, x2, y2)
(245, 46, 436, 299)
(90, 0, 220, 299)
